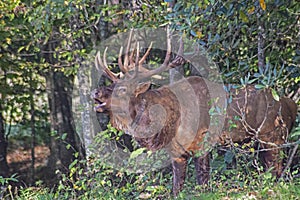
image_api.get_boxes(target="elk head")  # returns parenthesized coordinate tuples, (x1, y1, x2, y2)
(91, 29, 185, 130)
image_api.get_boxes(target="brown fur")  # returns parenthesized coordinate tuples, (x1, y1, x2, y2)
(92, 76, 297, 196)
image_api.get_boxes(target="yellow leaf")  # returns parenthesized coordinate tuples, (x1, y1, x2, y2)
(196, 31, 203, 38)
(248, 6, 255, 14)
(259, 0, 266, 11)
(6, 37, 11, 45)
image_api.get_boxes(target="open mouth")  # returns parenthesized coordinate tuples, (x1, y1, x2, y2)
(94, 99, 107, 112)
(93, 97, 128, 116)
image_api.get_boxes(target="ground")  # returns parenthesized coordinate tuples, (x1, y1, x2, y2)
(7, 146, 50, 186)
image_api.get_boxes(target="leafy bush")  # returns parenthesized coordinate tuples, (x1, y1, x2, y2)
(7, 123, 300, 199)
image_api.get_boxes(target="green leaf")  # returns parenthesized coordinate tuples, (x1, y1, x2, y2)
(69, 159, 78, 170)
(130, 148, 146, 159)
(264, 172, 272, 179)
(271, 88, 279, 101)
(61, 133, 67, 140)
(190, 30, 197, 37)
(290, 127, 300, 138)
(239, 11, 249, 23)
(247, 78, 257, 84)
(74, 152, 79, 158)
(224, 151, 234, 164)
(254, 84, 265, 89)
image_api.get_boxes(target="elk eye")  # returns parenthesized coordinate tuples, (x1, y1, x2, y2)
(117, 86, 127, 96)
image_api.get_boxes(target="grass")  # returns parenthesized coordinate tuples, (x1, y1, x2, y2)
(2, 163, 299, 200)
(5, 180, 300, 200)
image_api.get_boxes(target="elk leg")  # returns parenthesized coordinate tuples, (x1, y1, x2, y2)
(194, 153, 210, 185)
(259, 145, 283, 178)
(172, 156, 188, 196)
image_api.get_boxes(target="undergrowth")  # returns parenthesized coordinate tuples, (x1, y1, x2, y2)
(2, 122, 300, 200)
(2, 148, 299, 200)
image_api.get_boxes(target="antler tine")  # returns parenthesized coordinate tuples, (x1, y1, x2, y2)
(137, 28, 172, 79)
(163, 28, 172, 66)
(134, 28, 186, 80)
(178, 36, 184, 57)
(102, 47, 109, 69)
(168, 36, 185, 68)
(138, 42, 153, 67)
(128, 46, 136, 71)
(118, 46, 127, 73)
(123, 29, 134, 72)
(95, 48, 119, 82)
(133, 42, 140, 78)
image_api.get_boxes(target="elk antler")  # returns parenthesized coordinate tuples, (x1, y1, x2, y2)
(95, 29, 140, 82)
(95, 48, 119, 82)
(117, 29, 155, 79)
(118, 29, 135, 73)
(96, 28, 186, 82)
(137, 28, 185, 79)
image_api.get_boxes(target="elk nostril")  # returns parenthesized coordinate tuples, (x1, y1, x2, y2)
(91, 89, 98, 99)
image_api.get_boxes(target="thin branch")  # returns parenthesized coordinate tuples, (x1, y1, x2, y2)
(280, 143, 299, 179)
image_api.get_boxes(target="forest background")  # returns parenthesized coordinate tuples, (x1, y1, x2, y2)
(0, 0, 299, 199)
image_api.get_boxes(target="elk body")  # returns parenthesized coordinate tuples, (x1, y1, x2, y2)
(91, 31, 297, 196)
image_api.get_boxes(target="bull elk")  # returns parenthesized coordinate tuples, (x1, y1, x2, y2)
(91, 29, 297, 196)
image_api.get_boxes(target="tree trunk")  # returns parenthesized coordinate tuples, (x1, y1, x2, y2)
(0, 104, 9, 178)
(46, 70, 81, 175)
(41, 33, 83, 177)
(92, 0, 111, 132)
(257, 10, 265, 69)
(29, 72, 36, 185)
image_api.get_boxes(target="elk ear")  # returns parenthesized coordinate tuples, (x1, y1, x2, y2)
(134, 82, 151, 97)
